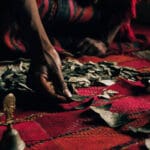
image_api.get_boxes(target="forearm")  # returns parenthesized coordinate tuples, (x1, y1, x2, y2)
(24, 0, 53, 51)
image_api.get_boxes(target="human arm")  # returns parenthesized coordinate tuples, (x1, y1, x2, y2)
(22, 0, 72, 100)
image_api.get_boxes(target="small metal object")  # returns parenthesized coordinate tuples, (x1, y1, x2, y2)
(3, 93, 16, 124)
(0, 93, 26, 150)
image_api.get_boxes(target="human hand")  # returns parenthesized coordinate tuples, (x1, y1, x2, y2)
(77, 37, 108, 57)
(27, 48, 72, 102)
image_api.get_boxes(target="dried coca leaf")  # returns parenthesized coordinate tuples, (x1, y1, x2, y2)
(71, 94, 90, 102)
(68, 77, 91, 87)
(18, 83, 34, 92)
(62, 58, 141, 88)
(129, 123, 150, 134)
(90, 104, 128, 128)
(98, 92, 110, 100)
(98, 80, 116, 86)
(74, 98, 94, 110)
(0, 58, 142, 93)
(0, 60, 30, 91)
(98, 90, 118, 100)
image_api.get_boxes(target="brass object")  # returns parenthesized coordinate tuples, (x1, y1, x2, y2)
(0, 93, 26, 150)
(3, 93, 16, 124)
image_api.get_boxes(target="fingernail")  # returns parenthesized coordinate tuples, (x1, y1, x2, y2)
(63, 89, 72, 98)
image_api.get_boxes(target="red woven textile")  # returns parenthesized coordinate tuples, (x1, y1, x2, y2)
(0, 21, 150, 150)
(30, 127, 133, 150)
(0, 51, 149, 149)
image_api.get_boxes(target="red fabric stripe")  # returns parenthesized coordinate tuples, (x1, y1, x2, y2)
(119, 59, 150, 69)
(131, 0, 138, 18)
(4, 29, 26, 52)
(69, 0, 75, 21)
(30, 127, 132, 150)
(41, 0, 49, 18)
(73, 6, 83, 22)
(12, 39, 26, 52)
(79, 6, 94, 23)
(119, 0, 139, 41)
(4, 30, 15, 50)
(36, 0, 43, 7)
(111, 95, 150, 113)
(13, 122, 50, 144)
(77, 86, 104, 96)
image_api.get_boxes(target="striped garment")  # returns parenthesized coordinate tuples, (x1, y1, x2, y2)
(1, 0, 138, 54)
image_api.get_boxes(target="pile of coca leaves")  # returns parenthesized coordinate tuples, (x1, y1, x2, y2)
(0, 58, 141, 92)
(62, 58, 139, 88)
(0, 59, 30, 92)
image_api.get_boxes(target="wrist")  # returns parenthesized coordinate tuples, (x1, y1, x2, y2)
(40, 38, 54, 51)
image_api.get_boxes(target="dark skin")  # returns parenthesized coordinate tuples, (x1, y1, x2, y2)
(23, 0, 72, 101)
(75, 0, 130, 57)
(1, 0, 133, 102)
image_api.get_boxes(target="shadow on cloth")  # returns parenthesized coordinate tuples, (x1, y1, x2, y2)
(0, 90, 65, 112)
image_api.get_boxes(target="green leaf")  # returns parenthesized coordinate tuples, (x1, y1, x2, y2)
(90, 104, 128, 128)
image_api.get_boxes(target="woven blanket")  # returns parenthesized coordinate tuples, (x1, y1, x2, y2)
(0, 1, 150, 148)
(0, 25, 150, 150)
(0, 52, 149, 149)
